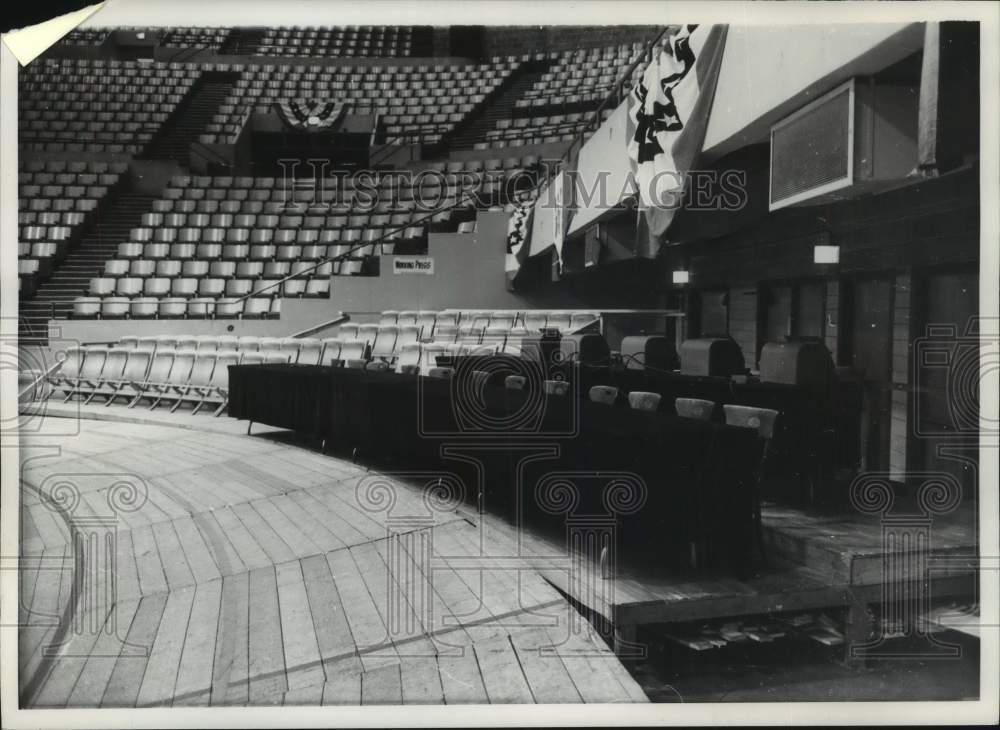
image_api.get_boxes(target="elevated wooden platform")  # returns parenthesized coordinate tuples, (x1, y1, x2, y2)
(501, 500, 977, 647)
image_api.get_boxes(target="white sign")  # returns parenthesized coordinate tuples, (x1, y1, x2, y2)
(392, 256, 434, 275)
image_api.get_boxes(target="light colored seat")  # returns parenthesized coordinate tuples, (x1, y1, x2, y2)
(257, 337, 283, 359)
(339, 323, 360, 342)
(589, 385, 620, 405)
(628, 391, 662, 412)
(295, 338, 324, 365)
(371, 325, 398, 360)
(237, 336, 261, 351)
(675, 397, 715, 421)
(395, 342, 422, 374)
(320, 339, 343, 365)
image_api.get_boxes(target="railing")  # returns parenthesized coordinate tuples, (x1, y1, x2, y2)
(290, 312, 351, 339)
(231, 188, 483, 304)
(18, 360, 63, 401)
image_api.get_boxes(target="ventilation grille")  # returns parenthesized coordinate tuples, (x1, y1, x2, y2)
(770, 82, 853, 209)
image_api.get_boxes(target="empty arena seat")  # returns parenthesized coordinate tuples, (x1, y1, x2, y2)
(339, 323, 360, 341)
(339, 340, 367, 365)
(588, 385, 620, 405)
(357, 323, 379, 346)
(63, 347, 107, 400)
(158, 298, 188, 318)
(523, 311, 547, 332)
(675, 397, 717, 421)
(627, 391, 662, 412)
(130, 298, 159, 318)
(394, 342, 421, 374)
(371, 325, 398, 359)
(195, 336, 218, 352)
(72, 297, 101, 318)
(101, 297, 130, 318)
(543, 379, 569, 397)
(188, 298, 216, 318)
(258, 337, 284, 359)
(243, 298, 272, 318)
(320, 338, 343, 365)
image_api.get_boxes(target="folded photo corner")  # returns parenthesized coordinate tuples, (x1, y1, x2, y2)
(2, 2, 106, 66)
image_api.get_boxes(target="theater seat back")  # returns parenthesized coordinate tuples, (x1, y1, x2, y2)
(675, 397, 716, 421)
(79, 348, 107, 379)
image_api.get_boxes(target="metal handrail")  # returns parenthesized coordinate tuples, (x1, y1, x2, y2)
(290, 312, 351, 339)
(232, 188, 483, 304)
(18, 360, 63, 401)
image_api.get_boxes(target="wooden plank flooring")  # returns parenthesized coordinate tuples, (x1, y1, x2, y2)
(18, 415, 647, 707)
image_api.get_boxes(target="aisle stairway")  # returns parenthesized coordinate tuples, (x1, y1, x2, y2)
(447, 60, 554, 150)
(19, 195, 158, 346)
(142, 73, 239, 163)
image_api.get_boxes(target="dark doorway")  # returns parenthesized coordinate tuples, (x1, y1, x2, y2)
(849, 276, 894, 471)
(916, 269, 979, 492)
(450, 26, 485, 59)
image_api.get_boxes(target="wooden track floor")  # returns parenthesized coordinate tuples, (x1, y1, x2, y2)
(18, 414, 647, 707)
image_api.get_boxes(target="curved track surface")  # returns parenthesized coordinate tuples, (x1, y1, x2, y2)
(18, 412, 647, 707)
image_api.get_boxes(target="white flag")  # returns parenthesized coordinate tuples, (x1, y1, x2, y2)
(627, 25, 728, 254)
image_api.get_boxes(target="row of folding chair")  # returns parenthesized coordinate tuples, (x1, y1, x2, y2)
(439, 310, 600, 333)
(72, 296, 284, 320)
(103, 255, 368, 278)
(112, 240, 400, 262)
(103, 258, 338, 278)
(21, 160, 127, 174)
(88, 275, 333, 298)
(48, 346, 244, 415)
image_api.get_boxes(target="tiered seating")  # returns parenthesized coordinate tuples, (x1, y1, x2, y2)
(71, 163, 541, 319)
(517, 42, 649, 112)
(485, 109, 614, 146)
(19, 59, 200, 154)
(481, 41, 649, 147)
(257, 26, 424, 57)
(203, 61, 518, 145)
(62, 28, 110, 45)
(161, 27, 231, 51)
(18, 161, 126, 298)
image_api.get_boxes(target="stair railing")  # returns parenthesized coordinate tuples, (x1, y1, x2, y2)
(289, 312, 351, 339)
(230, 188, 485, 306)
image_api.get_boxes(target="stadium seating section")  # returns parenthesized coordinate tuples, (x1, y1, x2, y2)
(62, 29, 110, 45)
(20, 27, 663, 326)
(257, 26, 430, 57)
(19, 59, 201, 154)
(18, 161, 127, 298)
(204, 60, 519, 145)
(518, 42, 648, 112)
(71, 158, 538, 319)
(63, 26, 229, 50)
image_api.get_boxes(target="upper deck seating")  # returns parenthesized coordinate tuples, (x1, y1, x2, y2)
(19, 59, 200, 154)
